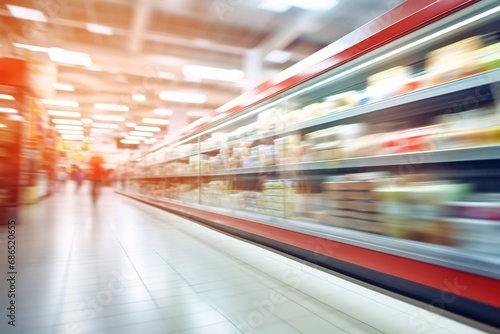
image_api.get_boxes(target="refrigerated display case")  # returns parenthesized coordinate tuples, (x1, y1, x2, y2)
(116, 0, 500, 329)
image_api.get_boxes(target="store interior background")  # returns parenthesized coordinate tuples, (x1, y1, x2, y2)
(0, 0, 404, 171)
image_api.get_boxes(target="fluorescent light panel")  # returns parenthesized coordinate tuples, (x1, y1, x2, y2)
(58, 130, 84, 135)
(7, 4, 47, 22)
(129, 131, 154, 137)
(92, 115, 125, 122)
(56, 125, 84, 130)
(142, 118, 170, 125)
(12, 43, 49, 53)
(154, 109, 173, 115)
(182, 65, 244, 82)
(61, 134, 85, 140)
(86, 23, 113, 35)
(92, 123, 119, 129)
(52, 119, 83, 125)
(125, 122, 136, 128)
(265, 50, 292, 63)
(94, 103, 129, 112)
(47, 110, 81, 117)
(135, 126, 161, 132)
(90, 128, 113, 134)
(81, 118, 93, 124)
(0, 124, 7, 128)
(53, 83, 74, 91)
(126, 136, 146, 141)
(49, 48, 92, 67)
(132, 93, 146, 102)
(0, 94, 15, 100)
(159, 91, 206, 104)
(120, 139, 140, 144)
(0, 107, 17, 113)
(42, 99, 79, 107)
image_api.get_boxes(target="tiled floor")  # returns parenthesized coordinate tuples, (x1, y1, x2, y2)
(0, 182, 494, 333)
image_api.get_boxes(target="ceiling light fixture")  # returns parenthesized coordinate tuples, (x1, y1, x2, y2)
(125, 122, 136, 128)
(86, 23, 113, 35)
(42, 99, 79, 107)
(48, 48, 92, 67)
(58, 130, 84, 135)
(52, 119, 83, 125)
(7, 4, 47, 22)
(53, 83, 75, 91)
(159, 91, 206, 104)
(90, 128, 113, 134)
(94, 103, 129, 112)
(120, 139, 141, 144)
(92, 123, 119, 129)
(12, 43, 50, 53)
(182, 65, 244, 82)
(126, 136, 146, 141)
(0, 94, 15, 100)
(129, 131, 154, 137)
(81, 118, 93, 124)
(48, 110, 81, 117)
(265, 50, 292, 63)
(132, 93, 146, 102)
(0, 124, 7, 128)
(0, 107, 18, 114)
(258, 0, 338, 11)
(92, 115, 125, 122)
(56, 125, 84, 131)
(154, 109, 173, 115)
(135, 126, 161, 132)
(142, 118, 170, 125)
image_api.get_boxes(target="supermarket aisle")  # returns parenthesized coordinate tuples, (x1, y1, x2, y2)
(0, 182, 492, 334)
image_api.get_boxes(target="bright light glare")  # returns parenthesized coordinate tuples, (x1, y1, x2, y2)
(132, 93, 146, 102)
(7, 4, 47, 22)
(92, 115, 125, 122)
(52, 119, 83, 125)
(58, 130, 84, 135)
(49, 48, 92, 67)
(0, 108, 18, 113)
(159, 91, 206, 104)
(125, 122, 136, 128)
(182, 65, 244, 82)
(135, 126, 161, 132)
(42, 99, 79, 107)
(92, 123, 119, 129)
(154, 109, 173, 115)
(53, 83, 75, 91)
(129, 131, 154, 137)
(120, 139, 140, 144)
(12, 43, 50, 53)
(94, 103, 129, 112)
(0, 94, 15, 100)
(56, 125, 84, 130)
(86, 23, 113, 35)
(142, 118, 170, 125)
(126, 136, 146, 141)
(48, 110, 81, 117)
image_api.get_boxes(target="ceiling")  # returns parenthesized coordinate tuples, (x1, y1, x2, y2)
(0, 0, 405, 151)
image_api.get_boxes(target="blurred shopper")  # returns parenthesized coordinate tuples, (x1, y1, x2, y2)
(73, 166, 85, 193)
(57, 167, 68, 190)
(88, 154, 105, 203)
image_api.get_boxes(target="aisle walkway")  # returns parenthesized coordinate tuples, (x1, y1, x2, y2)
(0, 182, 493, 334)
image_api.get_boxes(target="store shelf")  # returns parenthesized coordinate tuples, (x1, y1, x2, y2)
(118, 190, 500, 280)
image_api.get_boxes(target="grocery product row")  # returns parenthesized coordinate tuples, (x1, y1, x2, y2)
(121, 169, 500, 255)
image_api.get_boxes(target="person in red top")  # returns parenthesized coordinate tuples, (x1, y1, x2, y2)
(88, 154, 105, 203)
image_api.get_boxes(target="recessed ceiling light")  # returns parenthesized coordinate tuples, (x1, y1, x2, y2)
(53, 83, 75, 91)
(142, 118, 170, 125)
(86, 23, 113, 35)
(135, 126, 161, 132)
(0, 94, 15, 100)
(92, 115, 125, 122)
(47, 110, 81, 117)
(125, 122, 136, 128)
(0, 107, 18, 114)
(129, 131, 154, 137)
(159, 91, 206, 104)
(182, 65, 244, 82)
(132, 93, 146, 102)
(265, 50, 292, 63)
(52, 119, 83, 125)
(120, 139, 141, 144)
(49, 48, 92, 67)
(7, 4, 47, 22)
(92, 123, 119, 129)
(42, 99, 79, 107)
(56, 125, 84, 131)
(94, 103, 129, 112)
(154, 109, 173, 115)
